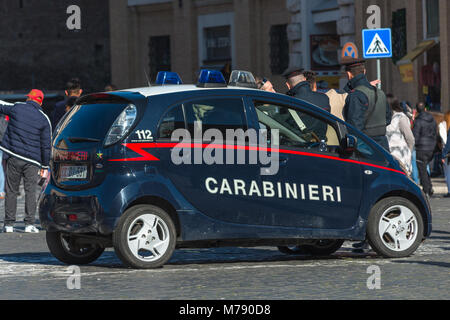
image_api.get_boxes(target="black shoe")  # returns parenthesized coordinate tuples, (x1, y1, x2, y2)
(444, 193, 450, 198)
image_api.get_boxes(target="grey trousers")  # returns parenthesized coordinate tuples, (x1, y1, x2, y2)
(4, 157, 39, 226)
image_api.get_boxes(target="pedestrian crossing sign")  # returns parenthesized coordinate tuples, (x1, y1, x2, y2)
(362, 28, 392, 59)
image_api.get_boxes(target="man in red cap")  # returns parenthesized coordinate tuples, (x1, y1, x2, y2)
(0, 89, 51, 233)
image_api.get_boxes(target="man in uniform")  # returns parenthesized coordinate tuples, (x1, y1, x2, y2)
(282, 67, 331, 141)
(283, 67, 331, 112)
(341, 57, 392, 151)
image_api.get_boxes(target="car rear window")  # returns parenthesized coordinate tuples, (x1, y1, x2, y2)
(54, 103, 128, 142)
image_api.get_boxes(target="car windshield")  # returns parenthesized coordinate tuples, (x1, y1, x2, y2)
(54, 103, 127, 144)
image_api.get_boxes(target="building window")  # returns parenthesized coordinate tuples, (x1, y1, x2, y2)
(270, 25, 289, 75)
(392, 8, 407, 64)
(425, 0, 439, 38)
(149, 36, 171, 82)
(204, 26, 231, 62)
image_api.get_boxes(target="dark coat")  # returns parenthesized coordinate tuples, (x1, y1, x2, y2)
(287, 81, 331, 112)
(51, 99, 67, 130)
(413, 111, 437, 152)
(443, 129, 450, 159)
(343, 74, 392, 135)
(286, 81, 331, 141)
(0, 100, 52, 168)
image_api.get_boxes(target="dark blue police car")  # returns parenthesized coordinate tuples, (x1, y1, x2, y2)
(39, 70, 432, 269)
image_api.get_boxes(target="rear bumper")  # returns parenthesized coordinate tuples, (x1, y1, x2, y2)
(38, 188, 117, 235)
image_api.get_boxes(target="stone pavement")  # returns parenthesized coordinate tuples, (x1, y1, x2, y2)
(0, 185, 448, 299)
(433, 177, 448, 195)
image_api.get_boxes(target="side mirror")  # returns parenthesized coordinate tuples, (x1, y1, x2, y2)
(340, 134, 357, 155)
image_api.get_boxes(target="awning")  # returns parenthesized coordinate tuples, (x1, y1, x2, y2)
(396, 40, 437, 65)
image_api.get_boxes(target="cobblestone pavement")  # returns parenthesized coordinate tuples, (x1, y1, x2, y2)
(0, 191, 448, 300)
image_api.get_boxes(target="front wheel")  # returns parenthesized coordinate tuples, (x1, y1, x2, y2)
(46, 232, 105, 265)
(113, 205, 176, 269)
(366, 197, 424, 258)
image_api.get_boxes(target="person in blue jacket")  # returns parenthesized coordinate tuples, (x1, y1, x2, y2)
(0, 90, 52, 233)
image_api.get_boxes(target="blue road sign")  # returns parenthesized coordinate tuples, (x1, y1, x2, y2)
(362, 28, 392, 59)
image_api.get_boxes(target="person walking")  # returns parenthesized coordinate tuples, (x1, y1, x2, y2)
(51, 78, 82, 129)
(441, 111, 450, 197)
(412, 102, 437, 197)
(0, 90, 51, 233)
(341, 57, 392, 151)
(386, 100, 415, 175)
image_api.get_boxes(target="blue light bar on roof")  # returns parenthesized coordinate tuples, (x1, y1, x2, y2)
(155, 71, 183, 85)
(197, 69, 227, 88)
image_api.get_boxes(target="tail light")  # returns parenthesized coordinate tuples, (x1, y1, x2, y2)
(104, 104, 137, 147)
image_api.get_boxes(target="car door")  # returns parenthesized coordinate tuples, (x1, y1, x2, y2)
(248, 97, 364, 230)
(156, 96, 263, 225)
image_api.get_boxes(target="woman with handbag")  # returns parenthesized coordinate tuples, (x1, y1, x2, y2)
(442, 111, 450, 198)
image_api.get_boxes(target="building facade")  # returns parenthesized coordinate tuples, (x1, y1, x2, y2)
(0, 0, 111, 93)
(353, 0, 448, 112)
(109, 0, 355, 92)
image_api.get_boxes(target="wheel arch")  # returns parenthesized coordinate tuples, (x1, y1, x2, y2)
(124, 196, 182, 238)
(375, 190, 430, 237)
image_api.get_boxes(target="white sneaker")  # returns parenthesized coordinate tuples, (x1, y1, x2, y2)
(24, 225, 39, 233)
(3, 226, 13, 233)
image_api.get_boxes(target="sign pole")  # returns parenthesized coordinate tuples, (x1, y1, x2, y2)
(376, 59, 381, 89)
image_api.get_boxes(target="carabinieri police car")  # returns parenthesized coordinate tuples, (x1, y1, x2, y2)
(39, 70, 432, 269)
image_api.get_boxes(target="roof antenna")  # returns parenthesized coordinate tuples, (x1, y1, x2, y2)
(144, 67, 151, 87)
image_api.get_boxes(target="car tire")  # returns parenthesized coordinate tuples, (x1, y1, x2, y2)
(366, 197, 424, 258)
(113, 205, 176, 269)
(298, 239, 344, 256)
(46, 231, 105, 265)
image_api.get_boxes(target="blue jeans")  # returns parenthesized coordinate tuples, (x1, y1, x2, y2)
(411, 149, 419, 184)
(0, 150, 4, 194)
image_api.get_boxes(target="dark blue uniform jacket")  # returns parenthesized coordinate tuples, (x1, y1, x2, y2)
(0, 100, 52, 168)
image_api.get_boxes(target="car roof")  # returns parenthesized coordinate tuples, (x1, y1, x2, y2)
(116, 84, 341, 122)
(119, 85, 261, 97)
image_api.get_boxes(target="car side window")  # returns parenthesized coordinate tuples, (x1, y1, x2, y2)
(158, 105, 185, 139)
(183, 98, 247, 137)
(254, 101, 340, 152)
(347, 127, 387, 163)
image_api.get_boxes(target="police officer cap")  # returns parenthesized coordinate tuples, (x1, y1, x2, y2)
(340, 56, 366, 68)
(282, 67, 304, 79)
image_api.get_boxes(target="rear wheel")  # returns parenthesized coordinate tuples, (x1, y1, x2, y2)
(46, 232, 105, 265)
(366, 197, 423, 258)
(113, 205, 176, 269)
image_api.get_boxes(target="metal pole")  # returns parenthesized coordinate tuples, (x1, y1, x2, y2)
(377, 59, 381, 89)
